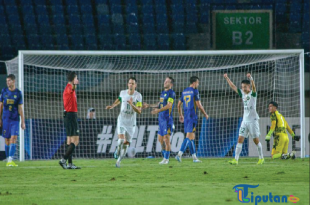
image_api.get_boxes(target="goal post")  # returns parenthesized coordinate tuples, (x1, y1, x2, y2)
(5, 50, 305, 161)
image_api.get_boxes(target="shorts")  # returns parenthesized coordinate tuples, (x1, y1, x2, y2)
(272, 134, 289, 155)
(184, 119, 198, 134)
(64, 112, 79, 136)
(239, 120, 260, 138)
(2, 119, 19, 138)
(117, 123, 136, 143)
(158, 120, 174, 136)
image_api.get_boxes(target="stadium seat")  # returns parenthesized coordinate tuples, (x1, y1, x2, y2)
(81, 15, 94, 25)
(96, 3, 109, 15)
(20, 0, 33, 5)
(275, 3, 287, 13)
(98, 35, 113, 48)
(114, 34, 127, 50)
(186, 14, 197, 24)
(157, 34, 170, 50)
(55, 34, 69, 45)
(128, 34, 141, 47)
(40, 35, 54, 47)
(143, 34, 156, 50)
(85, 34, 97, 46)
(111, 13, 124, 24)
(142, 14, 155, 25)
(289, 13, 302, 32)
(3, 0, 16, 6)
(290, 2, 302, 13)
(126, 5, 138, 14)
(109, 0, 121, 5)
(67, 5, 80, 15)
(23, 15, 37, 25)
(140, 0, 153, 5)
(22, 5, 35, 15)
(111, 5, 122, 14)
(70, 34, 84, 49)
(156, 14, 168, 25)
(171, 23, 184, 33)
(0, 34, 12, 45)
(50, 0, 63, 5)
(98, 24, 112, 35)
(5, 5, 18, 15)
(24, 24, 39, 35)
(156, 23, 169, 34)
(52, 14, 66, 25)
(39, 24, 53, 35)
(65, 0, 78, 6)
(0, 25, 9, 34)
(142, 23, 155, 34)
(185, 23, 197, 34)
(83, 25, 96, 35)
(127, 23, 139, 33)
(124, 0, 136, 6)
(11, 34, 26, 47)
(37, 15, 50, 25)
(53, 25, 67, 35)
(68, 14, 81, 25)
(171, 4, 184, 16)
(142, 5, 154, 14)
(35, 5, 48, 15)
(80, 5, 93, 14)
(33, 0, 46, 6)
(95, 0, 108, 4)
(171, 14, 184, 24)
(50, 5, 65, 14)
(154, 4, 167, 15)
(7, 14, 20, 25)
(69, 24, 83, 35)
(97, 14, 110, 25)
(112, 24, 125, 34)
(79, 0, 92, 5)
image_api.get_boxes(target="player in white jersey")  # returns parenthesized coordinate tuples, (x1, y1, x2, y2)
(224, 73, 264, 165)
(106, 77, 142, 168)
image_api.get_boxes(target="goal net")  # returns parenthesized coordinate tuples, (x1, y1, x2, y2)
(5, 50, 305, 161)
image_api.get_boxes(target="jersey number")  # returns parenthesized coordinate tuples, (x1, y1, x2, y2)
(127, 104, 130, 110)
(9, 106, 12, 111)
(184, 95, 191, 107)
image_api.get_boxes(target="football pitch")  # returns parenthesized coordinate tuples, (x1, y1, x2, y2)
(1, 158, 309, 205)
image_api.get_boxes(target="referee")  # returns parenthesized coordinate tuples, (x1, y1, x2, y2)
(59, 71, 81, 169)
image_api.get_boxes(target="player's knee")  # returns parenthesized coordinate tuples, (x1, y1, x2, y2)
(238, 136, 245, 143)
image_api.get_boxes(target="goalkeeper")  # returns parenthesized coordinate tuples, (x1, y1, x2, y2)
(265, 101, 298, 159)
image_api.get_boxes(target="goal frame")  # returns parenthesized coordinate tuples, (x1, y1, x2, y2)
(17, 49, 305, 161)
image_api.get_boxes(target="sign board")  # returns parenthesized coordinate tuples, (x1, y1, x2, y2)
(213, 10, 272, 49)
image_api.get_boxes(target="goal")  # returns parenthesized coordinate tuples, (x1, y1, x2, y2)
(5, 50, 305, 161)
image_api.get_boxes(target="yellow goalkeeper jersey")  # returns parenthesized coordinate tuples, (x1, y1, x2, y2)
(270, 110, 294, 136)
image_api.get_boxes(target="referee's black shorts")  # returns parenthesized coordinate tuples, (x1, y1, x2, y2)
(64, 112, 79, 136)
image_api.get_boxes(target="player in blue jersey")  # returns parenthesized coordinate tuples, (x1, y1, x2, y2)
(0, 74, 25, 167)
(175, 76, 208, 163)
(144, 77, 175, 164)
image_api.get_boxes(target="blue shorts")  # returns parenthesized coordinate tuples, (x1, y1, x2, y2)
(184, 119, 198, 133)
(158, 120, 174, 136)
(2, 119, 19, 139)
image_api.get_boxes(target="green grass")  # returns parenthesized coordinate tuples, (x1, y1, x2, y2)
(0, 158, 309, 205)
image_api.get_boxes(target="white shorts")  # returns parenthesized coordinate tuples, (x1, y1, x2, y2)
(117, 122, 135, 143)
(239, 120, 260, 139)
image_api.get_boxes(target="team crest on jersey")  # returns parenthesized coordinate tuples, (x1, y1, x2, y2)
(164, 94, 167, 96)
(14, 95, 17, 99)
(247, 96, 250, 100)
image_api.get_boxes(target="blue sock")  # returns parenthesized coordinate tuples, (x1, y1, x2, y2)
(180, 138, 190, 152)
(162, 150, 166, 158)
(165, 151, 170, 160)
(5, 145, 10, 158)
(190, 140, 196, 155)
(9, 143, 16, 158)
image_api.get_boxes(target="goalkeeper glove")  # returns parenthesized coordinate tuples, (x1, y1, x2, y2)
(265, 135, 271, 141)
(292, 133, 300, 141)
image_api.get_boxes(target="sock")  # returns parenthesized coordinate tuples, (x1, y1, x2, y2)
(273, 153, 282, 159)
(235, 143, 243, 161)
(118, 144, 128, 162)
(165, 151, 170, 160)
(180, 138, 190, 153)
(64, 143, 75, 160)
(9, 143, 16, 158)
(5, 144, 10, 159)
(8, 156, 13, 162)
(162, 150, 166, 158)
(117, 139, 124, 156)
(192, 153, 197, 160)
(256, 142, 263, 159)
(66, 144, 73, 164)
(189, 140, 196, 155)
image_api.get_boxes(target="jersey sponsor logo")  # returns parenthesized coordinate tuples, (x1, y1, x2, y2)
(233, 184, 299, 205)
(7, 99, 15, 104)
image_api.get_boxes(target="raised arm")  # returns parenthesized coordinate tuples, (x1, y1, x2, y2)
(224, 73, 238, 94)
(195, 100, 209, 120)
(18, 104, 25, 130)
(106, 98, 120, 110)
(247, 73, 256, 93)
